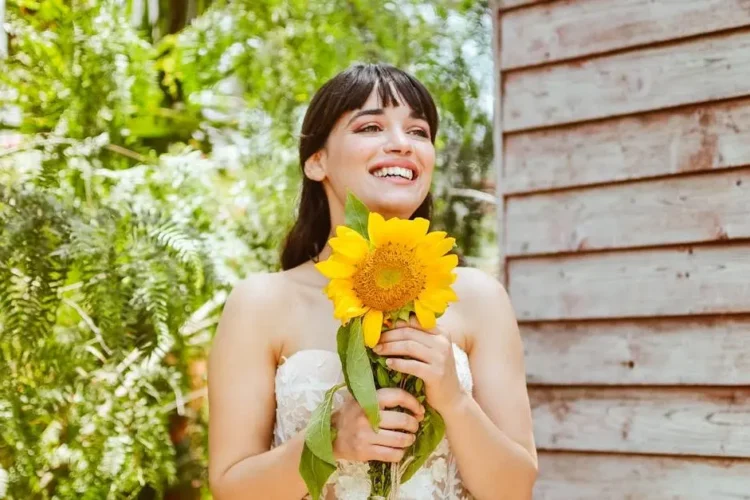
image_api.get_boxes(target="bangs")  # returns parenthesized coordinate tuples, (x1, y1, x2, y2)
(333, 64, 439, 142)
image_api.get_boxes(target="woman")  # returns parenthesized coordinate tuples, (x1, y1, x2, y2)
(208, 63, 538, 499)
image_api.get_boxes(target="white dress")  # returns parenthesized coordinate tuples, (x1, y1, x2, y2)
(272, 344, 475, 499)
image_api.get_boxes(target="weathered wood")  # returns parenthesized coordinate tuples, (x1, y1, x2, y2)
(536, 452, 750, 499)
(503, 30, 750, 131)
(504, 98, 750, 194)
(506, 168, 750, 256)
(530, 387, 750, 457)
(523, 318, 750, 385)
(501, 0, 750, 69)
(508, 245, 750, 321)
(491, 0, 508, 286)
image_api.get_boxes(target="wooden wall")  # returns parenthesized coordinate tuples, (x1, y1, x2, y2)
(491, 0, 750, 497)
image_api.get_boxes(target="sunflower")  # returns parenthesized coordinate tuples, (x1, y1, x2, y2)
(315, 212, 459, 347)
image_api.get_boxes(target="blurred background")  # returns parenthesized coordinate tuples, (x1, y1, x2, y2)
(0, 0, 497, 498)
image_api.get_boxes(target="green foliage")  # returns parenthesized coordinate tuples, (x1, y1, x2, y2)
(0, 0, 494, 497)
(344, 191, 371, 239)
(299, 383, 345, 500)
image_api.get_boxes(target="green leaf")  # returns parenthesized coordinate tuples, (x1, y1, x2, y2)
(401, 406, 446, 483)
(337, 323, 352, 388)
(346, 317, 380, 428)
(344, 191, 369, 238)
(304, 382, 345, 465)
(375, 364, 390, 388)
(300, 382, 345, 499)
(299, 442, 336, 500)
(389, 302, 414, 325)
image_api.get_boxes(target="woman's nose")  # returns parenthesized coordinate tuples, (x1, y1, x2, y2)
(384, 129, 413, 155)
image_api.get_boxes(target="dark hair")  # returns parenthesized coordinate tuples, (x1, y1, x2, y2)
(280, 63, 440, 271)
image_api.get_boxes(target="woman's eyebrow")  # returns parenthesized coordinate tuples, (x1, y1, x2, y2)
(347, 108, 426, 126)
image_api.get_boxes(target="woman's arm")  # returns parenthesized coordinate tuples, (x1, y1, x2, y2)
(207, 275, 310, 500)
(441, 267, 538, 498)
(375, 267, 538, 500)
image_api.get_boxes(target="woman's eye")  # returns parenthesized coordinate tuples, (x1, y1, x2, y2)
(358, 125, 381, 133)
(410, 128, 430, 138)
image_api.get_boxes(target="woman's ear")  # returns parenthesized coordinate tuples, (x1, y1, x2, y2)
(304, 152, 326, 181)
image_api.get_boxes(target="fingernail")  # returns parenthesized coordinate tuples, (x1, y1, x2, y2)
(386, 358, 393, 366)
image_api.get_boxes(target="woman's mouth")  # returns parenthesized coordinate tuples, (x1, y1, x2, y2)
(369, 163, 419, 185)
(371, 166, 414, 180)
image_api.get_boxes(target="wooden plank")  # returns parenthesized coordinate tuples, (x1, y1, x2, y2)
(506, 168, 750, 256)
(530, 387, 750, 457)
(508, 245, 750, 321)
(504, 98, 750, 194)
(502, 0, 750, 69)
(523, 318, 750, 385)
(536, 452, 750, 499)
(503, 30, 750, 131)
(491, 0, 508, 286)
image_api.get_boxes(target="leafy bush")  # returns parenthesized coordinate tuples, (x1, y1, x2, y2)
(0, 0, 494, 497)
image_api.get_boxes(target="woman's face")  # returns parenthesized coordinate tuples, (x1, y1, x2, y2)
(307, 87, 436, 226)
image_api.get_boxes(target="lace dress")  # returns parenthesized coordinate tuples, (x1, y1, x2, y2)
(273, 344, 475, 499)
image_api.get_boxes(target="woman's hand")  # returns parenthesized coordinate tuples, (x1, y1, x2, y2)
(373, 317, 464, 415)
(332, 387, 425, 463)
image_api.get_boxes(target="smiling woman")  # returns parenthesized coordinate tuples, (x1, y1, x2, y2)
(280, 63, 439, 271)
(207, 63, 538, 500)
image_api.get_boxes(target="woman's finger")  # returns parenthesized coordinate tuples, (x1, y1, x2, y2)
(378, 327, 440, 347)
(370, 428, 416, 449)
(373, 339, 432, 362)
(379, 410, 421, 432)
(385, 357, 429, 380)
(376, 387, 424, 416)
(369, 445, 406, 463)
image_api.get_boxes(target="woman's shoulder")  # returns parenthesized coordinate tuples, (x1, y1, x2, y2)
(213, 271, 299, 346)
(453, 266, 509, 304)
(451, 266, 517, 345)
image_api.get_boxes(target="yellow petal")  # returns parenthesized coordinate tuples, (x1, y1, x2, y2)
(315, 258, 356, 279)
(368, 212, 388, 246)
(324, 279, 354, 299)
(333, 292, 361, 313)
(363, 309, 384, 347)
(329, 235, 369, 264)
(417, 237, 455, 261)
(414, 300, 436, 330)
(428, 254, 459, 274)
(334, 295, 367, 321)
(418, 288, 457, 312)
(380, 219, 413, 248)
(336, 225, 364, 240)
(339, 305, 369, 322)
(426, 272, 457, 289)
(417, 297, 447, 315)
(410, 217, 430, 238)
(422, 231, 448, 245)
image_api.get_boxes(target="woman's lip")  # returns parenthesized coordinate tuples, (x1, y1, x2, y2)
(371, 174, 416, 185)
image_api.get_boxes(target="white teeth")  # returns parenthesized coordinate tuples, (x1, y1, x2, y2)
(372, 166, 414, 180)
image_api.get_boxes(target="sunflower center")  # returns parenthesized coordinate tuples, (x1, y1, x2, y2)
(352, 242, 426, 311)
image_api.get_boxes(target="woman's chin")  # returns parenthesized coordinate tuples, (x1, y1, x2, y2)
(366, 196, 424, 220)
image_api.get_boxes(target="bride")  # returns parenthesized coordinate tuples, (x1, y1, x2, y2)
(207, 63, 538, 499)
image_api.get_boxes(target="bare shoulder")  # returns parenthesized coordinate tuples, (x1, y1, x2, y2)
(210, 271, 293, 360)
(451, 266, 519, 350)
(453, 266, 512, 312)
